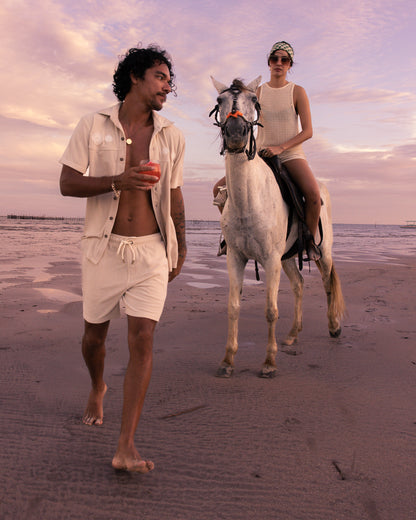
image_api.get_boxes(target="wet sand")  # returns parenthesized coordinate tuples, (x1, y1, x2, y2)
(1, 252, 415, 519)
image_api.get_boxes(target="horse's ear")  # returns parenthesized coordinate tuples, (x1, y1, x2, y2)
(246, 76, 262, 92)
(211, 76, 228, 94)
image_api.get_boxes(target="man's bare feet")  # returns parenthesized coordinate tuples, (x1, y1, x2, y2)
(112, 449, 154, 473)
(82, 384, 107, 425)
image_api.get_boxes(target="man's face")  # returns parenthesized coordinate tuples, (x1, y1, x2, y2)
(132, 62, 172, 111)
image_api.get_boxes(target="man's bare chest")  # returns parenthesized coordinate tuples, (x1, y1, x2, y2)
(124, 125, 154, 167)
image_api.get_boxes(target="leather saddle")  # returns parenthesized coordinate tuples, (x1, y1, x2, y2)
(259, 152, 322, 271)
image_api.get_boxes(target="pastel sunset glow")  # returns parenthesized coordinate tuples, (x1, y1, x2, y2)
(1, 0, 415, 224)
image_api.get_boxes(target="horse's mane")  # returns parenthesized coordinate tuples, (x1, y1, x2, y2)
(230, 78, 248, 92)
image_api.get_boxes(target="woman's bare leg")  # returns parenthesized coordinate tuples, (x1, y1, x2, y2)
(284, 158, 322, 259)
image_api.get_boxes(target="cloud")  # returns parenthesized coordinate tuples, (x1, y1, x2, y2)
(311, 88, 415, 105)
(393, 141, 416, 159)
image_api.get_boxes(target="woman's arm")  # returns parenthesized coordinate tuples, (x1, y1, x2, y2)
(293, 84, 313, 143)
(213, 176, 226, 197)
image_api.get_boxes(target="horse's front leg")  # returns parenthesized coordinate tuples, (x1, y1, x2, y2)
(216, 250, 247, 377)
(260, 256, 282, 378)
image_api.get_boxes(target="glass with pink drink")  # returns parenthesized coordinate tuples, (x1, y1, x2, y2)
(143, 161, 160, 185)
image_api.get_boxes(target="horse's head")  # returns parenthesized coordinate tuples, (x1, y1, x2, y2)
(209, 76, 262, 160)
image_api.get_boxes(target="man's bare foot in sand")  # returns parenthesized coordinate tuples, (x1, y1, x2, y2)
(112, 448, 154, 473)
(82, 383, 107, 425)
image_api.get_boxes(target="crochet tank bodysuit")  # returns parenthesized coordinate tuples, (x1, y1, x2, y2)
(257, 82, 306, 163)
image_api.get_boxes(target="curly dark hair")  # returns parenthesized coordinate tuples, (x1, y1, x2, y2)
(112, 45, 176, 101)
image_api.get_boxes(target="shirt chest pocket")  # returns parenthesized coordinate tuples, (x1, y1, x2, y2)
(89, 132, 123, 176)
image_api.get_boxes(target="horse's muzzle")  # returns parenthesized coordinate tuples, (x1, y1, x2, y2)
(223, 117, 249, 151)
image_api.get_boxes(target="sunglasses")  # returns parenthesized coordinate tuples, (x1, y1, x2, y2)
(269, 55, 291, 65)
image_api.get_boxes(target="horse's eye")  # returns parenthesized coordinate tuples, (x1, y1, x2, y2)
(217, 97, 223, 105)
(252, 96, 258, 103)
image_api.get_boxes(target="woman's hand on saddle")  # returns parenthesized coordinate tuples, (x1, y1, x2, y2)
(117, 163, 160, 191)
(260, 145, 285, 158)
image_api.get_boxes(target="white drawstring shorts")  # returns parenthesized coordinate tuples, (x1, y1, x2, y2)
(82, 233, 169, 324)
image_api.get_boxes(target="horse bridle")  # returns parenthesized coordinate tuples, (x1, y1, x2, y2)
(209, 87, 262, 160)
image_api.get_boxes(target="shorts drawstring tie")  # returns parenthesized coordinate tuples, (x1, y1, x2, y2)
(117, 239, 136, 263)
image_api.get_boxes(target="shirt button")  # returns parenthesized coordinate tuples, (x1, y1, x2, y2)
(121, 137, 125, 141)
(104, 234, 108, 238)
(120, 157, 124, 161)
(109, 216, 113, 220)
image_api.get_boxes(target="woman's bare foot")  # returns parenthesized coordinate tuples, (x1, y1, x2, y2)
(112, 448, 154, 473)
(82, 383, 107, 425)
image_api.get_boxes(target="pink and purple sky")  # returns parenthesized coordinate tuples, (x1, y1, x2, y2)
(1, 0, 415, 224)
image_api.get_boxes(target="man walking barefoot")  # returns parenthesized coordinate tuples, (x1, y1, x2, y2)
(59, 45, 186, 472)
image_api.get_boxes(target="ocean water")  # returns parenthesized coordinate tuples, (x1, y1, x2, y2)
(187, 220, 416, 264)
(0, 217, 415, 293)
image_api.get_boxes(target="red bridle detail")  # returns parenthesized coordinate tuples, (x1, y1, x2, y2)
(226, 110, 244, 119)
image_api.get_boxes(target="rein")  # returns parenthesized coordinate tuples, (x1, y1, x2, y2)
(209, 87, 262, 161)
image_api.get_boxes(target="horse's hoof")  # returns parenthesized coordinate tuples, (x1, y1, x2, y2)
(330, 328, 342, 338)
(216, 365, 234, 378)
(282, 336, 297, 346)
(259, 366, 277, 378)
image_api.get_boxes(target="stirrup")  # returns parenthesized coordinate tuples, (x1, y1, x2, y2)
(305, 238, 321, 262)
(217, 235, 227, 256)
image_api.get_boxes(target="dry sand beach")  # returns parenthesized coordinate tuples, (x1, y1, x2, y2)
(1, 219, 415, 520)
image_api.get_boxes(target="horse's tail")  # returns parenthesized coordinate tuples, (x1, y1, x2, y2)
(316, 260, 346, 323)
(328, 264, 346, 321)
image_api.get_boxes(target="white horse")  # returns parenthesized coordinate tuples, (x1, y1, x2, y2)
(210, 76, 345, 378)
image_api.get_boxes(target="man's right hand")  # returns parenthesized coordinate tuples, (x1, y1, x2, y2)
(117, 163, 160, 191)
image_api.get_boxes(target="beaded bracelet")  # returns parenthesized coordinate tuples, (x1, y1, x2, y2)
(111, 177, 121, 198)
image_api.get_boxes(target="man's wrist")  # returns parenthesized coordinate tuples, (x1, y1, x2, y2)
(111, 177, 121, 198)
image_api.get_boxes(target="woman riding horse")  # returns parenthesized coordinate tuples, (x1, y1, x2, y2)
(213, 41, 321, 261)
